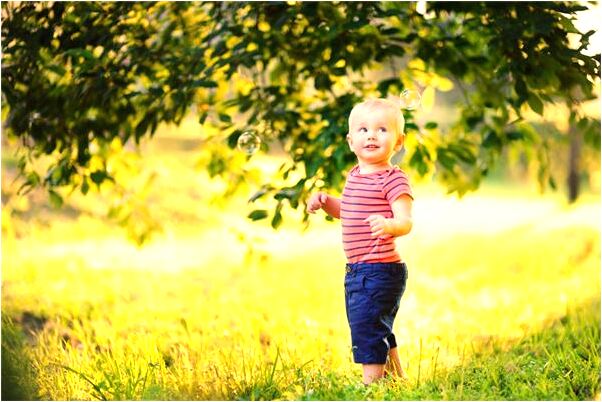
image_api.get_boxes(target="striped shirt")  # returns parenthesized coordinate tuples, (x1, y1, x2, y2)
(341, 165, 413, 263)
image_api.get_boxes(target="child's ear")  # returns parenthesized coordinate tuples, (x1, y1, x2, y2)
(346, 133, 353, 148)
(394, 133, 405, 151)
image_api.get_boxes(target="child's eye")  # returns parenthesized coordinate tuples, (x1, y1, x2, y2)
(378, 127, 387, 133)
(358, 127, 367, 133)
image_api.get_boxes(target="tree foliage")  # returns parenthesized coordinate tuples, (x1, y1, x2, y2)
(2, 1, 600, 234)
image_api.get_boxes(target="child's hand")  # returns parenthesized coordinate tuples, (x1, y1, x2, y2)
(307, 192, 328, 214)
(364, 214, 392, 237)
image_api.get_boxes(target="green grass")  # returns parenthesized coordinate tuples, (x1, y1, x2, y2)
(3, 299, 599, 400)
(297, 298, 601, 401)
(1, 316, 39, 400)
(406, 298, 601, 400)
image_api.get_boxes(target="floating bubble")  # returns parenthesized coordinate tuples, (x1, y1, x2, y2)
(400, 89, 422, 110)
(237, 130, 261, 155)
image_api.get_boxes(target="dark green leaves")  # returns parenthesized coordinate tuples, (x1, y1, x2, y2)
(248, 210, 268, 221)
(436, 140, 476, 170)
(314, 73, 333, 90)
(527, 94, 544, 115)
(90, 170, 110, 186)
(190, 80, 218, 89)
(409, 143, 432, 177)
(2, 0, 599, 234)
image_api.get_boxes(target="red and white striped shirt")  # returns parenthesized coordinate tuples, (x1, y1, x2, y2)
(341, 165, 413, 263)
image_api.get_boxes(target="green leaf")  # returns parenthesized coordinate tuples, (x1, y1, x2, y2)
(248, 210, 268, 221)
(377, 78, 402, 96)
(424, 122, 438, 130)
(227, 130, 243, 149)
(218, 113, 232, 123)
(515, 79, 528, 101)
(409, 145, 430, 176)
(199, 111, 209, 125)
(448, 143, 476, 164)
(81, 178, 90, 195)
(248, 187, 272, 203)
(90, 170, 107, 185)
(107, 205, 123, 220)
(48, 190, 63, 208)
(436, 147, 456, 170)
(577, 117, 589, 131)
(64, 48, 94, 60)
(583, 119, 601, 150)
(274, 188, 298, 201)
(506, 131, 524, 141)
(271, 203, 283, 229)
(46, 64, 66, 76)
(527, 94, 544, 115)
(314, 73, 333, 90)
(482, 130, 502, 149)
(405, 122, 419, 131)
(190, 80, 218, 88)
(305, 157, 322, 178)
(558, 16, 580, 34)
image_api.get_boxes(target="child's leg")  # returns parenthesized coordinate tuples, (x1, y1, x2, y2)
(385, 347, 407, 379)
(362, 364, 385, 384)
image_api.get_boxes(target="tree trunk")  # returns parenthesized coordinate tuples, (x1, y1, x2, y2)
(567, 124, 581, 203)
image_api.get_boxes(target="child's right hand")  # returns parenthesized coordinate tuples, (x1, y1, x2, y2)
(307, 192, 328, 214)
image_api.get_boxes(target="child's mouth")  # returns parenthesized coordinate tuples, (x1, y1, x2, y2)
(364, 145, 379, 149)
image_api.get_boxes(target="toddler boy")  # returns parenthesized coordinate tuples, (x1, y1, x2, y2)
(307, 98, 413, 385)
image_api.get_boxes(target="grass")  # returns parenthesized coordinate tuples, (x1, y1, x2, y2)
(2, 215, 600, 400)
(2, 315, 39, 400)
(2, 128, 601, 400)
(6, 299, 597, 400)
(408, 299, 601, 401)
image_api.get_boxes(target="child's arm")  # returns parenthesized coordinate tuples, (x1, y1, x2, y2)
(306, 192, 341, 219)
(365, 194, 412, 237)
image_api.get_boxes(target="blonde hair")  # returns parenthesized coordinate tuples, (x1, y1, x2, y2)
(348, 98, 405, 136)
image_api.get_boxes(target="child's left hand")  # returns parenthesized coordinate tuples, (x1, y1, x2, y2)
(364, 215, 392, 237)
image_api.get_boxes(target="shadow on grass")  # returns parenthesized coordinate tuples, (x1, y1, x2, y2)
(1, 315, 39, 400)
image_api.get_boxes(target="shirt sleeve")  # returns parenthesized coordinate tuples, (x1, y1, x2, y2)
(383, 169, 413, 203)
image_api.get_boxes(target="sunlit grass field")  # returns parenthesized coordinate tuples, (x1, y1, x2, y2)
(2, 126, 600, 400)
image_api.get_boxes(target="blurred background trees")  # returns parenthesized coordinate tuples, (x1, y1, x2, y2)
(2, 1, 600, 240)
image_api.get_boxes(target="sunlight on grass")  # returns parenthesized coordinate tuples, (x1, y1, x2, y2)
(3, 190, 600, 399)
(2, 127, 600, 399)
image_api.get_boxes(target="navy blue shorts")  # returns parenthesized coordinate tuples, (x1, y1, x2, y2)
(344, 262, 408, 364)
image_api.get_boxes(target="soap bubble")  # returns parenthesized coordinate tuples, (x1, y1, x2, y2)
(400, 89, 422, 110)
(237, 130, 261, 155)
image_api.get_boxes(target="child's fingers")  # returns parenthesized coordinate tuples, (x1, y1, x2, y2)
(306, 200, 318, 213)
(364, 214, 380, 223)
(309, 191, 331, 211)
(371, 227, 385, 236)
(368, 221, 383, 234)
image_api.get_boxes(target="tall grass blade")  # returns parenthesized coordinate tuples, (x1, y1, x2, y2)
(56, 364, 108, 401)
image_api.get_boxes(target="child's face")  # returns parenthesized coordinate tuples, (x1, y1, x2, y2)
(346, 106, 404, 167)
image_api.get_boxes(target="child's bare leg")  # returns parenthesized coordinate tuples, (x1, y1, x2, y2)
(362, 364, 385, 384)
(385, 347, 407, 379)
